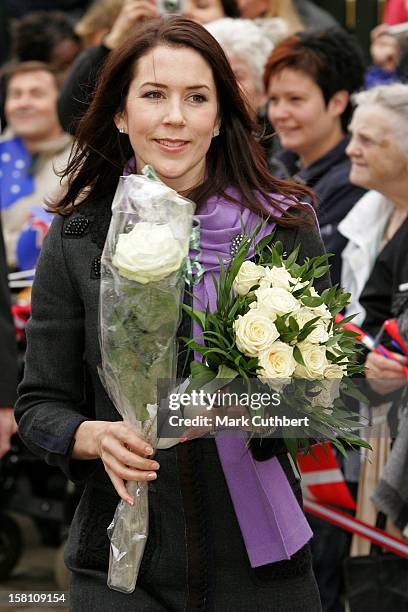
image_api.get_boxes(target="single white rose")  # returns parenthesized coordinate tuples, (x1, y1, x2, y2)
(258, 265, 295, 290)
(234, 311, 279, 357)
(233, 261, 265, 296)
(258, 341, 297, 379)
(294, 341, 328, 379)
(112, 222, 185, 283)
(255, 286, 301, 318)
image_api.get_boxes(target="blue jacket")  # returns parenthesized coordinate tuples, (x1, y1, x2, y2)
(271, 136, 366, 286)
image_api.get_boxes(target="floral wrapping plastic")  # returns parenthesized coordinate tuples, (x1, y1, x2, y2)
(98, 166, 195, 593)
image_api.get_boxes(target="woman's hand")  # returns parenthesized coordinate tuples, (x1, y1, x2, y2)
(365, 351, 408, 395)
(72, 420, 160, 505)
(103, 0, 159, 50)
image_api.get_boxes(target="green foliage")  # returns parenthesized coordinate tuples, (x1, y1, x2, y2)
(182, 225, 369, 457)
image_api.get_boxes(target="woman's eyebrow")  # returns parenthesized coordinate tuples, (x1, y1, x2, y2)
(140, 81, 210, 91)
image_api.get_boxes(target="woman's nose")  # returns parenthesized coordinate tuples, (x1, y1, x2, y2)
(163, 99, 186, 125)
(268, 99, 290, 122)
(346, 137, 358, 159)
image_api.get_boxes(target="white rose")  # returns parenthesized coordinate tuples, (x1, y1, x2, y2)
(295, 307, 316, 328)
(312, 303, 332, 322)
(294, 341, 328, 379)
(258, 265, 295, 290)
(310, 386, 332, 408)
(255, 286, 301, 318)
(307, 321, 330, 344)
(309, 379, 341, 408)
(112, 222, 185, 283)
(295, 307, 329, 343)
(234, 311, 279, 357)
(258, 341, 297, 379)
(233, 261, 265, 296)
(324, 363, 345, 379)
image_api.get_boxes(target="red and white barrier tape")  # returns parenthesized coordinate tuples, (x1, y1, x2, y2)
(304, 498, 408, 559)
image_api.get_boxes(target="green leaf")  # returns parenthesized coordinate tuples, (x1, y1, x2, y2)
(293, 345, 306, 366)
(301, 296, 325, 307)
(288, 316, 300, 334)
(182, 304, 206, 329)
(216, 364, 239, 380)
(297, 317, 320, 342)
(285, 244, 301, 268)
(186, 362, 217, 392)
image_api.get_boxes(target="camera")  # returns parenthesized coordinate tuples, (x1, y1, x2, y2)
(157, 0, 186, 15)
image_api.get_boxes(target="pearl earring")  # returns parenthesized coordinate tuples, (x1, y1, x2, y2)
(213, 127, 220, 138)
(119, 126, 126, 134)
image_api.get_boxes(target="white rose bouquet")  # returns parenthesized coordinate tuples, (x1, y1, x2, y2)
(98, 166, 194, 593)
(184, 226, 370, 458)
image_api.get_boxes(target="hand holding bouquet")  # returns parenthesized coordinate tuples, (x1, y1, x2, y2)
(184, 226, 370, 458)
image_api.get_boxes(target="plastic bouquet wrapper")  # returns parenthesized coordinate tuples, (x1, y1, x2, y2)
(183, 226, 371, 459)
(98, 165, 195, 593)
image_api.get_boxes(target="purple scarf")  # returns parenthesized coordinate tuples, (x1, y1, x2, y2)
(192, 188, 313, 567)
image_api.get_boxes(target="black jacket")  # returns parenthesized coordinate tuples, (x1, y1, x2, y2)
(15, 195, 327, 607)
(271, 136, 366, 286)
(360, 216, 408, 339)
(0, 215, 17, 407)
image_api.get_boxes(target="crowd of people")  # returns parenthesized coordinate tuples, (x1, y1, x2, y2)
(1, 1, 408, 611)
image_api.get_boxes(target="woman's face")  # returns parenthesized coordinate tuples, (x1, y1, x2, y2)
(228, 55, 261, 113)
(184, 0, 225, 23)
(117, 45, 220, 192)
(267, 68, 343, 164)
(347, 105, 408, 192)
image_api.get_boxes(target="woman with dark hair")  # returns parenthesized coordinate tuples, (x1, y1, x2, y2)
(16, 17, 325, 611)
(57, 0, 239, 134)
(265, 28, 366, 286)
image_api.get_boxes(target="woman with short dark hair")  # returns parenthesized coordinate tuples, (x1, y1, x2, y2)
(16, 17, 326, 611)
(265, 28, 367, 286)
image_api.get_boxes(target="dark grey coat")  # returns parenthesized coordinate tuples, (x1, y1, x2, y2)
(15, 197, 326, 611)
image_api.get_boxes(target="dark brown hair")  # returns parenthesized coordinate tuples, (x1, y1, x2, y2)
(264, 29, 365, 131)
(1, 61, 60, 91)
(53, 17, 314, 225)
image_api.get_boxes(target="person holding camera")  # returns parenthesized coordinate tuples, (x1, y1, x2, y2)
(16, 16, 327, 611)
